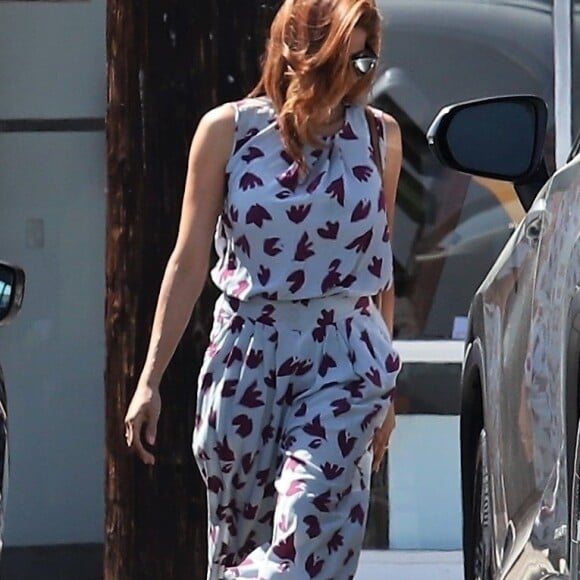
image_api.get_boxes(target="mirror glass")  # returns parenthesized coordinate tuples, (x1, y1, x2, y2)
(446, 101, 536, 178)
(0, 266, 14, 321)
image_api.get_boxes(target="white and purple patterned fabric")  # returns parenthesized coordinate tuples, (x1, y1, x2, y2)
(210, 97, 393, 302)
(193, 97, 401, 579)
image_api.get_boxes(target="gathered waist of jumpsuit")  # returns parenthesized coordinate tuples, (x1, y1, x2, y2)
(215, 293, 379, 332)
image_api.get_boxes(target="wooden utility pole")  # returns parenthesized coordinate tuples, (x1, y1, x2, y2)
(105, 2, 280, 579)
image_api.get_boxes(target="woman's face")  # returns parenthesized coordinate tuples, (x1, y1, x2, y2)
(349, 26, 368, 57)
(345, 26, 372, 91)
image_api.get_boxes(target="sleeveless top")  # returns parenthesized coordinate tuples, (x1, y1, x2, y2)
(210, 96, 393, 302)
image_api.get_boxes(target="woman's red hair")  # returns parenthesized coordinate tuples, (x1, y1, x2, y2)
(250, 0, 382, 172)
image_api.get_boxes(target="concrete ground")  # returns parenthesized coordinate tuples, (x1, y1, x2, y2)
(1, 544, 102, 580)
(356, 550, 464, 579)
(1, 545, 465, 579)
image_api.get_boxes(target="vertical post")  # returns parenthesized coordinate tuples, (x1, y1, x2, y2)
(554, 0, 573, 168)
(105, 2, 279, 578)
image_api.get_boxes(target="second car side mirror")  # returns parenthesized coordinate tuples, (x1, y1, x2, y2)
(427, 95, 548, 185)
(0, 263, 25, 327)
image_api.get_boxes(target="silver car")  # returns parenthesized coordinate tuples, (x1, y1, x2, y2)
(0, 262, 25, 555)
(428, 96, 580, 579)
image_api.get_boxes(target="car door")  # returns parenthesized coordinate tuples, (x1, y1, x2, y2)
(0, 262, 25, 555)
(516, 156, 580, 569)
(480, 190, 547, 565)
(488, 157, 580, 576)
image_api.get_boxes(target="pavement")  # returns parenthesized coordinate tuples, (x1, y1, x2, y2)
(356, 550, 464, 579)
(1, 545, 465, 579)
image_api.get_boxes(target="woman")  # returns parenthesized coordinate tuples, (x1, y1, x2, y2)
(124, 0, 402, 577)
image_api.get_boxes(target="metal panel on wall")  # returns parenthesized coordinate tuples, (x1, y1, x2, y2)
(0, 130, 106, 546)
(0, 0, 105, 119)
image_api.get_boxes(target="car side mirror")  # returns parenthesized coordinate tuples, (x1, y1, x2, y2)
(427, 95, 548, 184)
(0, 263, 25, 327)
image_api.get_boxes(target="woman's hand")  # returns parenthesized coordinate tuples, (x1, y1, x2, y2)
(372, 404, 396, 473)
(124, 384, 162, 466)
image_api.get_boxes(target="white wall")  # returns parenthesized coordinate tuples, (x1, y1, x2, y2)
(389, 415, 462, 550)
(0, 1, 106, 119)
(0, 0, 106, 546)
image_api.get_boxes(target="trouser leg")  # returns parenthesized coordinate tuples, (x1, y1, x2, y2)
(259, 393, 386, 578)
(195, 398, 281, 580)
(193, 316, 284, 580)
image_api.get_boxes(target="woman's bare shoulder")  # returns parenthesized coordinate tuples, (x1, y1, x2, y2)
(190, 103, 237, 164)
(199, 103, 236, 139)
(378, 112, 402, 154)
(367, 107, 400, 138)
(382, 113, 401, 139)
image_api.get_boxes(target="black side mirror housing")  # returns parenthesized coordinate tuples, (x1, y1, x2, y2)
(427, 95, 548, 185)
(0, 263, 25, 327)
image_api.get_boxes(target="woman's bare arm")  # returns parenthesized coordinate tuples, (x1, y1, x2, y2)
(372, 112, 402, 473)
(139, 104, 235, 390)
(125, 103, 234, 464)
(378, 113, 402, 336)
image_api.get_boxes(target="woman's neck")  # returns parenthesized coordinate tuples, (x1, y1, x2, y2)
(315, 104, 347, 137)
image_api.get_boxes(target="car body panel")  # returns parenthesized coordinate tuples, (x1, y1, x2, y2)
(0, 366, 7, 553)
(467, 155, 580, 577)
(0, 262, 25, 556)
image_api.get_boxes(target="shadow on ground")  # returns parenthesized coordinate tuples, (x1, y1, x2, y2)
(1, 544, 102, 580)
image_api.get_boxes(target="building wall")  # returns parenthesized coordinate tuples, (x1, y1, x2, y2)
(0, 0, 106, 546)
(0, 1, 106, 120)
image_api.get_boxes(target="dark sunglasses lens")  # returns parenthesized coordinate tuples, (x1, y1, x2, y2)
(353, 57, 377, 75)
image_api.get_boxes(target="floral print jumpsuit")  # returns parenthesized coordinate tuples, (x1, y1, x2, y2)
(193, 97, 401, 579)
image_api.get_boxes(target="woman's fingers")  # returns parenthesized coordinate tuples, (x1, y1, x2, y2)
(125, 418, 134, 447)
(372, 432, 389, 472)
(145, 421, 158, 447)
(124, 388, 161, 466)
(125, 412, 156, 466)
(372, 447, 387, 473)
(134, 424, 156, 465)
(372, 406, 396, 472)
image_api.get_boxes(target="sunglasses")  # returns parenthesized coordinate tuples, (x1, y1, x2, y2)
(350, 50, 378, 76)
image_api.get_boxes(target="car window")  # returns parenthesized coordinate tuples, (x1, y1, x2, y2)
(375, 0, 555, 339)
(0, 282, 9, 310)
